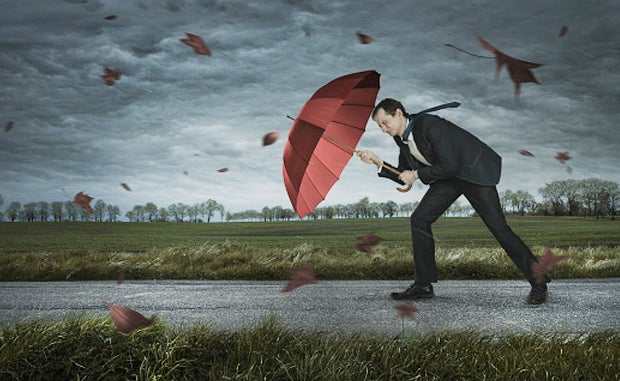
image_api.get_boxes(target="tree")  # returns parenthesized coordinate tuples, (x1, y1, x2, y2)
(381, 200, 399, 217)
(157, 207, 169, 222)
(94, 199, 107, 222)
(500, 189, 514, 213)
(201, 199, 220, 223)
(106, 204, 121, 222)
(6, 201, 21, 222)
(513, 190, 536, 216)
(539, 182, 566, 216)
(132, 205, 145, 222)
(64, 201, 80, 221)
(23, 202, 37, 222)
(0, 195, 3, 221)
(144, 202, 158, 222)
(51, 201, 64, 222)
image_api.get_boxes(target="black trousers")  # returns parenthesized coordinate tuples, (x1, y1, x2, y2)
(410, 178, 538, 285)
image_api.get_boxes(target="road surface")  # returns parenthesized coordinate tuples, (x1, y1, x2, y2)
(1, 279, 618, 336)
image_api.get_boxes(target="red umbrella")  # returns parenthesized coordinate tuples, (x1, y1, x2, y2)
(283, 70, 380, 218)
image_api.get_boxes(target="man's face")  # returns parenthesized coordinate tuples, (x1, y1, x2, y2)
(373, 108, 406, 137)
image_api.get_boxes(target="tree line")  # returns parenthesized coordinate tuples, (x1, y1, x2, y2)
(0, 178, 617, 222)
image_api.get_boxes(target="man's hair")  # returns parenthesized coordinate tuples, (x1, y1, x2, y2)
(372, 98, 408, 118)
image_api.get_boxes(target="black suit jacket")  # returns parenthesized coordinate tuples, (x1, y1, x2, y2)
(379, 114, 502, 186)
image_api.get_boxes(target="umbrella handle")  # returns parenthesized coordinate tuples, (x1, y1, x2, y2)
(397, 183, 412, 193)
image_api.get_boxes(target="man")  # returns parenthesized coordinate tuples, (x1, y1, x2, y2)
(357, 98, 549, 304)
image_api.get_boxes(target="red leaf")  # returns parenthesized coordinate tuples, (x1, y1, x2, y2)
(356, 232, 383, 254)
(555, 151, 572, 164)
(217, 167, 229, 173)
(101, 68, 121, 86)
(559, 26, 568, 37)
(104, 15, 117, 20)
(180, 33, 212, 56)
(104, 302, 155, 334)
(531, 248, 568, 281)
(518, 149, 535, 157)
(281, 265, 318, 292)
(356, 31, 374, 44)
(477, 36, 543, 98)
(5, 121, 13, 132)
(394, 301, 418, 320)
(73, 191, 94, 213)
(262, 132, 280, 146)
(121, 183, 131, 191)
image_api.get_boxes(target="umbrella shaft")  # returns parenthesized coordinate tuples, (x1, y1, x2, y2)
(322, 134, 402, 175)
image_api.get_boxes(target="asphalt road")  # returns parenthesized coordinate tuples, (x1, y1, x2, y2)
(1, 279, 618, 336)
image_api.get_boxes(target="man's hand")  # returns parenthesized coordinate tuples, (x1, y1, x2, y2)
(398, 170, 418, 185)
(357, 150, 381, 168)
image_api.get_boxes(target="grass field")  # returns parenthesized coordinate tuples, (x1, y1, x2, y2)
(1, 316, 618, 380)
(0, 216, 618, 281)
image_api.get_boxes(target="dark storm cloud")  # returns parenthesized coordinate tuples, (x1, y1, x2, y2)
(1, 0, 618, 216)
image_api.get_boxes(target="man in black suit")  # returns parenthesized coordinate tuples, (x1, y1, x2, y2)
(358, 98, 548, 304)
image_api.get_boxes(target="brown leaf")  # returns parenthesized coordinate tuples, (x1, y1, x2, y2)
(356, 232, 383, 254)
(217, 167, 229, 173)
(121, 183, 131, 191)
(281, 265, 318, 292)
(104, 15, 117, 20)
(104, 302, 155, 334)
(559, 26, 568, 37)
(101, 68, 121, 86)
(477, 36, 543, 98)
(555, 151, 572, 164)
(262, 132, 280, 146)
(518, 149, 535, 157)
(531, 248, 568, 282)
(356, 31, 374, 44)
(180, 33, 212, 56)
(5, 121, 13, 132)
(73, 191, 94, 213)
(394, 301, 418, 320)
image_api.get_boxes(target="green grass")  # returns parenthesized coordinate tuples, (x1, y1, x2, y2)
(1, 316, 618, 380)
(0, 216, 618, 281)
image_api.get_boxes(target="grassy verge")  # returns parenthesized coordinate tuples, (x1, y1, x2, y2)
(0, 242, 618, 281)
(1, 316, 617, 380)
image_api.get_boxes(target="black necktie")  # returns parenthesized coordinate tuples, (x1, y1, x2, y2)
(402, 102, 460, 141)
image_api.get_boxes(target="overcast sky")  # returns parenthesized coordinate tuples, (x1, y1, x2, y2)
(1, 0, 619, 218)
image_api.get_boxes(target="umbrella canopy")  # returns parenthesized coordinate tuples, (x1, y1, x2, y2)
(283, 70, 380, 218)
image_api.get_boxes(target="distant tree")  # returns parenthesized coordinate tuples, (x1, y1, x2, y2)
(132, 205, 145, 222)
(218, 204, 226, 222)
(157, 207, 169, 222)
(125, 210, 135, 222)
(381, 200, 399, 217)
(0, 195, 3, 221)
(187, 204, 200, 223)
(106, 204, 121, 222)
(539, 182, 566, 216)
(201, 199, 220, 223)
(500, 189, 514, 213)
(51, 201, 64, 222)
(23, 202, 37, 222)
(64, 201, 80, 221)
(512, 190, 536, 216)
(261, 206, 272, 222)
(6, 201, 21, 222)
(94, 199, 106, 222)
(144, 202, 157, 222)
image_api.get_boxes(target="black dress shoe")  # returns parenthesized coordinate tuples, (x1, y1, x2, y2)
(527, 282, 548, 305)
(391, 282, 434, 300)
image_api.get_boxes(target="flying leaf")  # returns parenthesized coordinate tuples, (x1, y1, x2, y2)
(446, 36, 543, 98)
(104, 302, 155, 334)
(5, 121, 13, 132)
(555, 151, 572, 164)
(73, 191, 94, 213)
(121, 183, 131, 191)
(104, 15, 117, 20)
(262, 132, 280, 146)
(518, 149, 535, 157)
(217, 168, 229, 173)
(477, 36, 543, 98)
(559, 26, 568, 37)
(356, 31, 374, 44)
(566, 165, 573, 174)
(356, 232, 383, 254)
(281, 265, 318, 292)
(180, 33, 212, 56)
(394, 301, 417, 320)
(183, 170, 189, 175)
(531, 248, 568, 282)
(101, 68, 121, 86)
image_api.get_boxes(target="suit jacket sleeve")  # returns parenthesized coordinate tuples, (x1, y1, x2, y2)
(377, 147, 410, 185)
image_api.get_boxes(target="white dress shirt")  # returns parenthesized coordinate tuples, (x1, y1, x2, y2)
(405, 133, 432, 166)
